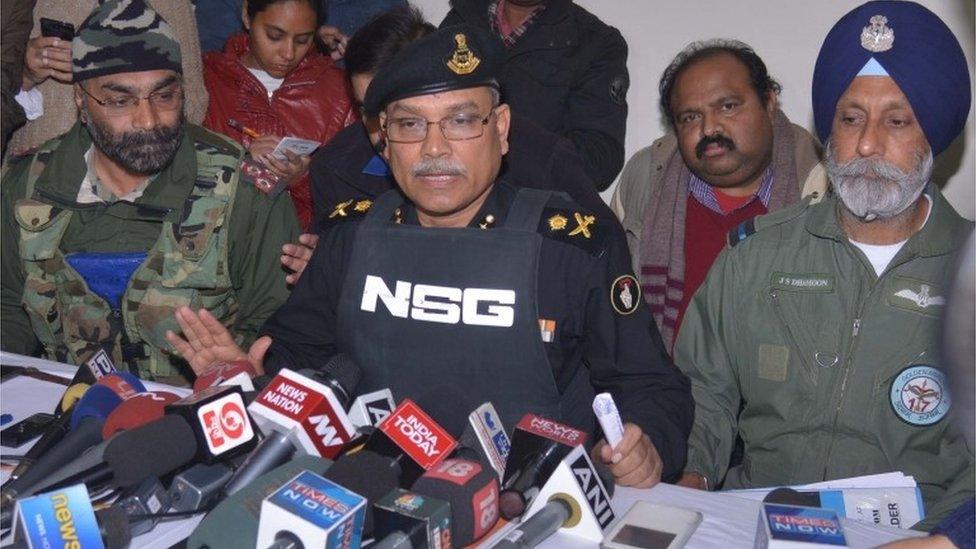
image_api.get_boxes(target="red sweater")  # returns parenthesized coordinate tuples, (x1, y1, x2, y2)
(676, 194, 767, 340)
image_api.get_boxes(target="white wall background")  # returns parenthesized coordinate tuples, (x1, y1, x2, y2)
(413, 0, 976, 219)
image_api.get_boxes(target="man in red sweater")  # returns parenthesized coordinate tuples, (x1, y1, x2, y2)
(612, 40, 827, 353)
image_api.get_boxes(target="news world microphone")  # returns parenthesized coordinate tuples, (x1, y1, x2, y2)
(225, 362, 361, 496)
(499, 413, 588, 520)
(187, 456, 334, 549)
(11, 483, 131, 549)
(255, 470, 367, 549)
(1, 374, 148, 505)
(346, 388, 396, 430)
(165, 385, 258, 465)
(456, 402, 510, 480)
(101, 391, 181, 440)
(411, 458, 500, 546)
(370, 488, 453, 549)
(363, 398, 459, 487)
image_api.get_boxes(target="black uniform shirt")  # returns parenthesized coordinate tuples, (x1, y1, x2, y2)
(262, 181, 693, 479)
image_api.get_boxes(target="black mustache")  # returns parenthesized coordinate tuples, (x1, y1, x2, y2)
(695, 134, 735, 159)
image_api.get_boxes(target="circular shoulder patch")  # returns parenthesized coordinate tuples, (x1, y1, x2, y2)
(889, 365, 951, 426)
(611, 275, 641, 315)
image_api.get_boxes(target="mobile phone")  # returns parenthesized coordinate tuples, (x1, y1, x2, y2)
(601, 501, 702, 549)
(40, 17, 75, 41)
(0, 412, 56, 448)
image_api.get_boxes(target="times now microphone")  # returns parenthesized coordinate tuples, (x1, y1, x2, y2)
(412, 458, 500, 545)
(364, 399, 458, 487)
(1, 373, 147, 506)
(496, 444, 616, 547)
(256, 470, 367, 549)
(224, 358, 361, 496)
(499, 414, 588, 520)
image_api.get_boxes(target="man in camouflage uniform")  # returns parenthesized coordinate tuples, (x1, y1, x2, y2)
(675, 1, 973, 530)
(0, 0, 300, 384)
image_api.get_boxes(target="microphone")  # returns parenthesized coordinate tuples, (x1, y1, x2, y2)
(371, 488, 452, 549)
(186, 456, 334, 549)
(193, 360, 257, 393)
(255, 470, 367, 549)
(456, 402, 510, 480)
(166, 385, 258, 464)
(499, 414, 588, 520)
(226, 360, 361, 496)
(10, 483, 131, 549)
(322, 450, 401, 538)
(168, 462, 233, 513)
(757, 502, 848, 548)
(346, 389, 396, 430)
(363, 398, 458, 487)
(411, 458, 500, 545)
(503, 444, 616, 545)
(115, 475, 171, 537)
(80, 348, 120, 382)
(101, 391, 181, 439)
(1, 374, 147, 505)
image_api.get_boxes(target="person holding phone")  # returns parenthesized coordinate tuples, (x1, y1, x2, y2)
(202, 0, 358, 231)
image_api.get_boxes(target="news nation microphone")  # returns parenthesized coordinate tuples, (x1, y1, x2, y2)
(225, 364, 360, 496)
(193, 360, 257, 393)
(166, 385, 258, 464)
(346, 389, 396, 430)
(411, 458, 500, 546)
(457, 402, 510, 480)
(499, 444, 616, 546)
(371, 489, 452, 549)
(1, 373, 147, 505)
(256, 470, 367, 549)
(187, 456, 334, 549)
(498, 414, 588, 520)
(363, 399, 458, 487)
(11, 483, 131, 549)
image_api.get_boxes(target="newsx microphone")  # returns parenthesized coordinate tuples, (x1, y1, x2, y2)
(1, 373, 147, 506)
(498, 415, 616, 546)
(11, 483, 130, 549)
(225, 357, 361, 496)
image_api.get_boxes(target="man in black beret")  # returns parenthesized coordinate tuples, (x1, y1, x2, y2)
(168, 25, 692, 490)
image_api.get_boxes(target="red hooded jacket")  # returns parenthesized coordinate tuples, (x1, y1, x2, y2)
(203, 33, 357, 230)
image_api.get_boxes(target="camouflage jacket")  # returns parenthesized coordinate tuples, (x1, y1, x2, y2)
(0, 122, 300, 383)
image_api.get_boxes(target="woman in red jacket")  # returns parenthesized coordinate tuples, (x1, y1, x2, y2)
(203, 0, 357, 230)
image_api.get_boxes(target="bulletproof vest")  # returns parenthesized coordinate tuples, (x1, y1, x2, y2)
(15, 137, 242, 382)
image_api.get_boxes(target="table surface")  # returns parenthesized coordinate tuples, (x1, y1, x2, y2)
(1, 352, 923, 549)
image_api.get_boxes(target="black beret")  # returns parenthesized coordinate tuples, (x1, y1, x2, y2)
(363, 24, 505, 116)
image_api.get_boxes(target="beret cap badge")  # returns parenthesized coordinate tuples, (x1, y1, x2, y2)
(861, 15, 894, 52)
(447, 33, 481, 75)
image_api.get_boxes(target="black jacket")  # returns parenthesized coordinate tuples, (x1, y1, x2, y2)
(310, 114, 620, 234)
(441, 0, 628, 190)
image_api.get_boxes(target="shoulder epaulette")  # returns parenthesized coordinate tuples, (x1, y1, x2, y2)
(727, 196, 816, 249)
(188, 124, 242, 157)
(327, 197, 373, 222)
(537, 199, 607, 256)
(727, 218, 757, 248)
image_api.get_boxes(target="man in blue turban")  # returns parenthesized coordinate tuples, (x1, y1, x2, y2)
(673, 1, 973, 530)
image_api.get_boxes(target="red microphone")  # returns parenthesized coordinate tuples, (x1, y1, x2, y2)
(101, 391, 182, 440)
(193, 361, 257, 393)
(412, 458, 500, 545)
(364, 399, 458, 487)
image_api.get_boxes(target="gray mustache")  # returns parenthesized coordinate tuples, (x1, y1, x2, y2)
(829, 156, 911, 182)
(411, 158, 467, 177)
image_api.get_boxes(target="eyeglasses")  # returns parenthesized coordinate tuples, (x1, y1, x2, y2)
(80, 83, 184, 116)
(383, 110, 495, 143)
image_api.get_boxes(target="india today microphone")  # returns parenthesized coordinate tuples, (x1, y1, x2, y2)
(411, 458, 500, 546)
(499, 413, 588, 520)
(1, 373, 148, 505)
(224, 362, 360, 496)
(363, 399, 458, 487)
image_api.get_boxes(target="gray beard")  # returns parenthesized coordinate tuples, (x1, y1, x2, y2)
(83, 108, 184, 175)
(824, 141, 932, 222)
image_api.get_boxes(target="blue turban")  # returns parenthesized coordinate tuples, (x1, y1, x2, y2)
(812, 1, 971, 155)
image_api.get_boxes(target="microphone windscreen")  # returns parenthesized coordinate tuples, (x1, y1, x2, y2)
(59, 383, 90, 414)
(95, 506, 132, 549)
(69, 372, 148, 429)
(320, 353, 363, 403)
(412, 458, 500, 545)
(763, 487, 820, 507)
(101, 392, 182, 440)
(325, 450, 400, 537)
(94, 372, 147, 399)
(104, 415, 197, 488)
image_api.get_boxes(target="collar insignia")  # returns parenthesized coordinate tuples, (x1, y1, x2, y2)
(568, 212, 595, 239)
(547, 214, 568, 231)
(330, 199, 354, 218)
(861, 15, 894, 53)
(447, 33, 480, 75)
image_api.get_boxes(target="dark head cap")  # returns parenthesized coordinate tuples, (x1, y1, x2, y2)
(363, 24, 504, 116)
